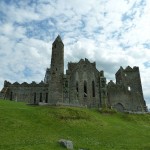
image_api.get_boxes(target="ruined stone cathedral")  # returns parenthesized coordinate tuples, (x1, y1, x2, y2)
(1, 35, 147, 112)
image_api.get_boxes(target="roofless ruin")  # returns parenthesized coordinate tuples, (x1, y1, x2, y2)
(1, 35, 147, 112)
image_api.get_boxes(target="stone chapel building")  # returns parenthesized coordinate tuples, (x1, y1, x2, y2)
(1, 35, 147, 112)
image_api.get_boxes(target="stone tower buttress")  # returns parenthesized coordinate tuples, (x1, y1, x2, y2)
(48, 35, 64, 104)
(115, 66, 146, 110)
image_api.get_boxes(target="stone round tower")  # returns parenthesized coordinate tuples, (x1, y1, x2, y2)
(48, 35, 64, 104)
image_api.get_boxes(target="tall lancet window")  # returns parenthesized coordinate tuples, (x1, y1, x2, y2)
(40, 93, 42, 102)
(84, 81, 87, 97)
(92, 81, 95, 97)
(34, 92, 36, 104)
(76, 81, 79, 97)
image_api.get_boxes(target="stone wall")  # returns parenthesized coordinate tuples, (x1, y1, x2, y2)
(2, 80, 48, 104)
(107, 66, 147, 112)
(66, 58, 106, 108)
(107, 81, 131, 111)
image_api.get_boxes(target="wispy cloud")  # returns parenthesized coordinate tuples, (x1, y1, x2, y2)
(0, 0, 150, 107)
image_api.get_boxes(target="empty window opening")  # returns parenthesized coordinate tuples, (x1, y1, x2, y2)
(40, 93, 42, 102)
(34, 92, 36, 104)
(84, 81, 87, 97)
(92, 81, 95, 97)
(10, 92, 13, 100)
(125, 73, 127, 77)
(65, 81, 68, 87)
(76, 81, 78, 92)
(128, 86, 131, 91)
(45, 93, 48, 103)
(76, 81, 79, 97)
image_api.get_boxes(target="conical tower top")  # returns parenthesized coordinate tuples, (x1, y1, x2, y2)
(56, 35, 62, 41)
(53, 35, 63, 45)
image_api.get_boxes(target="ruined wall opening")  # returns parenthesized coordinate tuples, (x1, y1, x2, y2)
(10, 92, 13, 100)
(92, 81, 95, 97)
(45, 93, 48, 103)
(76, 81, 79, 98)
(114, 103, 124, 112)
(34, 92, 36, 104)
(84, 80, 87, 97)
(40, 93, 42, 102)
(128, 86, 131, 91)
(65, 80, 68, 88)
(76, 81, 78, 92)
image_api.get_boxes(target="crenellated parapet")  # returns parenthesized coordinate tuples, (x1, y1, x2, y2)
(3, 80, 48, 88)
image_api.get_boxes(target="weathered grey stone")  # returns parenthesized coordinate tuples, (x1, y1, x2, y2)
(0, 35, 147, 112)
(107, 66, 147, 112)
(58, 139, 73, 150)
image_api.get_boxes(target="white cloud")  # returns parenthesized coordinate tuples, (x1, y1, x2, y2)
(0, 0, 150, 107)
(0, 2, 40, 23)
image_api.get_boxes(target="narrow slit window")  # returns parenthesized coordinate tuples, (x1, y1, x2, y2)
(10, 92, 13, 100)
(76, 81, 79, 97)
(40, 93, 42, 102)
(65, 81, 68, 87)
(45, 93, 48, 103)
(92, 81, 95, 97)
(84, 81, 87, 97)
(34, 92, 36, 104)
(128, 86, 131, 91)
(76, 81, 78, 92)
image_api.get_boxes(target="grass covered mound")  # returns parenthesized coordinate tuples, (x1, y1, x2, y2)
(0, 100, 150, 150)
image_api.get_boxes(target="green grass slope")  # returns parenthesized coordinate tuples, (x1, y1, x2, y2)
(0, 100, 150, 150)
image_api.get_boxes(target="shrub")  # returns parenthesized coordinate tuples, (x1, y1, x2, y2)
(99, 107, 117, 114)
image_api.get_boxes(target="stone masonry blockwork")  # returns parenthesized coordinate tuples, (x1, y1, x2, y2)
(0, 35, 147, 112)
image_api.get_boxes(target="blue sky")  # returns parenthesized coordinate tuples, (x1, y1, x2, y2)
(0, 0, 150, 107)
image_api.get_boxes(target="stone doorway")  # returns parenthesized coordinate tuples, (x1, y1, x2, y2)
(114, 103, 124, 112)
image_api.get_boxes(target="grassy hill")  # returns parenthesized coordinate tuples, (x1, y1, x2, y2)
(0, 100, 150, 150)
